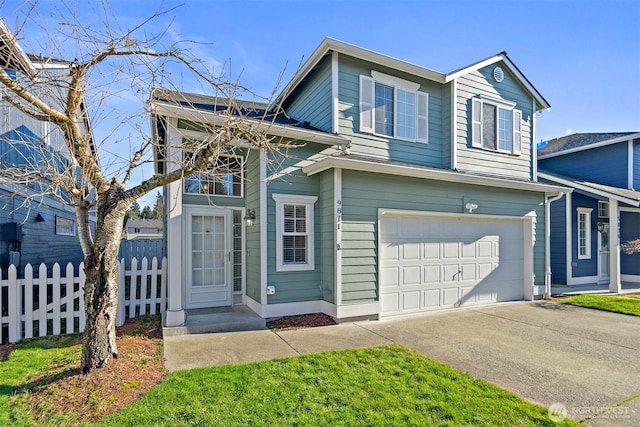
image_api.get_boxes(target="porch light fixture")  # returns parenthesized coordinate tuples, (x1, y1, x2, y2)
(465, 202, 478, 213)
(244, 209, 256, 227)
(596, 222, 606, 233)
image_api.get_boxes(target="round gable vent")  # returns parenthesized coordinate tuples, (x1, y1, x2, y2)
(493, 66, 504, 83)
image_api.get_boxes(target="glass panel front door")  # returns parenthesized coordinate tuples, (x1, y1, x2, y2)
(598, 224, 610, 282)
(186, 209, 232, 308)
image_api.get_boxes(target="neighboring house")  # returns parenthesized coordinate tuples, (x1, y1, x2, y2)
(124, 219, 163, 240)
(538, 132, 640, 291)
(152, 37, 567, 327)
(0, 20, 91, 271)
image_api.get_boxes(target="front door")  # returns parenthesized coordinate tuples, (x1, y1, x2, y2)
(186, 208, 233, 308)
(598, 223, 610, 283)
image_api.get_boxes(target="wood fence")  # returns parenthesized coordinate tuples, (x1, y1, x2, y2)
(0, 256, 166, 344)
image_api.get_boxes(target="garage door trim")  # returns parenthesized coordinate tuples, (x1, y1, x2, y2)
(378, 209, 535, 316)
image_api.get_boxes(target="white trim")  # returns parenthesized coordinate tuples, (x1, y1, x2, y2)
(565, 192, 572, 285)
(445, 56, 503, 82)
(303, 156, 568, 194)
(598, 201, 609, 218)
(451, 78, 458, 170)
(471, 96, 521, 155)
(620, 207, 640, 213)
(532, 98, 537, 181)
(359, 75, 375, 134)
(336, 302, 380, 319)
(538, 172, 640, 206)
(334, 168, 343, 306)
(597, 225, 610, 284)
(628, 139, 634, 189)
(569, 275, 599, 285)
(182, 154, 244, 198)
(379, 208, 530, 222)
(621, 275, 640, 283)
(478, 94, 517, 109)
(331, 51, 339, 134)
(151, 101, 348, 146)
(371, 70, 420, 91)
(260, 150, 267, 305)
(272, 193, 318, 272)
(523, 216, 535, 300)
(608, 199, 621, 293)
(577, 207, 592, 260)
(538, 133, 640, 159)
(247, 298, 337, 319)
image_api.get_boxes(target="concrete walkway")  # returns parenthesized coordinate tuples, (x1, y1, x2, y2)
(164, 301, 640, 425)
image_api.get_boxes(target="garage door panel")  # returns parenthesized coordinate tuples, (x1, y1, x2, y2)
(380, 214, 526, 316)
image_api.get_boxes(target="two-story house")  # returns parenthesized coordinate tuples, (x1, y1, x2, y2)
(152, 38, 567, 327)
(0, 19, 92, 272)
(538, 133, 640, 292)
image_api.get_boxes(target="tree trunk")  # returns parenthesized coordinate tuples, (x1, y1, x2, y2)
(81, 188, 128, 373)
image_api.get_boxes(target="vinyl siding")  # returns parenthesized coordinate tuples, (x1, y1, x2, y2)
(318, 170, 335, 303)
(340, 170, 545, 305)
(265, 142, 335, 304)
(337, 54, 446, 168)
(456, 63, 533, 180)
(549, 195, 567, 284)
(539, 141, 629, 188)
(620, 211, 640, 276)
(245, 149, 262, 302)
(570, 193, 598, 278)
(441, 82, 452, 168)
(283, 55, 333, 132)
(633, 138, 640, 189)
(0, 188, 86, 272)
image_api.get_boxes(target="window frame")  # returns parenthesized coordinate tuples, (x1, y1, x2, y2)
(471, 95, 522, 155)
(360, 71, 429, 144)
(55, 216, 76, 236)
(273, 194, 317, 272)
(183, 154, 244, 198)
(598, 201, 609, 218)
(577, 207, 593, 260)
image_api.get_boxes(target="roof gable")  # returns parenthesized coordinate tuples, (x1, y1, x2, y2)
(538, 132, 640, 158)
(273, 37, 549, 111)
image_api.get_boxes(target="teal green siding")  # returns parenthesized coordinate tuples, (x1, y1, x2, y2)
(245, 149, 262, 302)
(337, 54, 446, 168)
(265, 142, 335, 304)
(318, 170, 335, 303)
(284, 55, 333, 132)
(456, 62, 534, 180)
(340, 170, 545, 305)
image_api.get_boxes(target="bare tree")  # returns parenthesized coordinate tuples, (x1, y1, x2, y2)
(0, 2, 286, 372)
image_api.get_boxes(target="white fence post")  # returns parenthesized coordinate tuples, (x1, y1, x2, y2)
(24, 264, 34, 339)
(38, 263, 48, 337)
(51, 263, 61, 336)
(140, 257, 148, 316)
(149, 257, 158, 315)
(128, 257, 138, 319)
(116, 259, 125, 327)
(78, 262, 86, 332)
(65, 263, 75, 334)
(160, 257, 167, 314)
(8, 264, 21, 343)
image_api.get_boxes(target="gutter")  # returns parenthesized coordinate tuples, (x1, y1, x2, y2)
(544, 192, 565, 299)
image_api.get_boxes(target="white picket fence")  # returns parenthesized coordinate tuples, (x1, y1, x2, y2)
(0, 256, 166, 344)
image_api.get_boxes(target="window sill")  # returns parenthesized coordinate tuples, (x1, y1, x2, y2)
(276, 263, 315, 272)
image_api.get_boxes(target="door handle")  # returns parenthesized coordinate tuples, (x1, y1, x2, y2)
(227, 251, 232, 261)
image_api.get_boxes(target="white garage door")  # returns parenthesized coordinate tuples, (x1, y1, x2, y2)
(380, 214, 524, 316)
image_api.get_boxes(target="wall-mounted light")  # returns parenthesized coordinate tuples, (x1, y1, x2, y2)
(596, 222, 607, 233)
(35, 213, 46, 222)
(244, 209, 256, 227)
(465, 202, 478, 213)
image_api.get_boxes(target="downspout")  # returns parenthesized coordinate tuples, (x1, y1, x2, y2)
(545, 192, 565, 299)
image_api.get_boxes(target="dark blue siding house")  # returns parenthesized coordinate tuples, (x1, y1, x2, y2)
(538, 132, 640, 292)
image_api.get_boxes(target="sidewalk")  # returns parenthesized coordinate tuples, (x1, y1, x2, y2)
(163, 322, 390, 371)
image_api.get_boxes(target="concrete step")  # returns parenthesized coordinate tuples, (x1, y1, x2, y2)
(163, 305, 266, 337)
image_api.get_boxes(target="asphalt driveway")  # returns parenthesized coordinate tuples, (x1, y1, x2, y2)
(165, 301, 640, 425)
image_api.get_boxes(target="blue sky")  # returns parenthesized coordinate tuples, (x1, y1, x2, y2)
(2, 0, 639, 204)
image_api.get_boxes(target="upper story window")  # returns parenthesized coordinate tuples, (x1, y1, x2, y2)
(471, 96, 522, 155)
(598, 201, 609, 218)
(359, 71, 428, 143)
(184, 155, 243, 197)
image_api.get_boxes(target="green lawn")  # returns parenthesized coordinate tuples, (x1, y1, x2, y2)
(560, 293, 640, 317)
(1, 339, 579, 426)
(100, 345, 575, 427)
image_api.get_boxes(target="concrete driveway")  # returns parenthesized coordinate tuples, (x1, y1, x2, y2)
(165, 301, 640, 425)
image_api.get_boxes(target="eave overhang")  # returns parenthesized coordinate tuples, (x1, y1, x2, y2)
(303, 155, 570, 194)
(538, 171, 640, 207)
(151, 100, 348, 146)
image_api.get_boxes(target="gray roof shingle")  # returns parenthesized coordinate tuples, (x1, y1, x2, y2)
(538, 132, 638, 156)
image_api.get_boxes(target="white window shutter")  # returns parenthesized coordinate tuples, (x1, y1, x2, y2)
(471, 98, 482, 147)
(359, 75, 375, 133)
(416, 92, 429, 143)
(512, 109, 522, 154)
